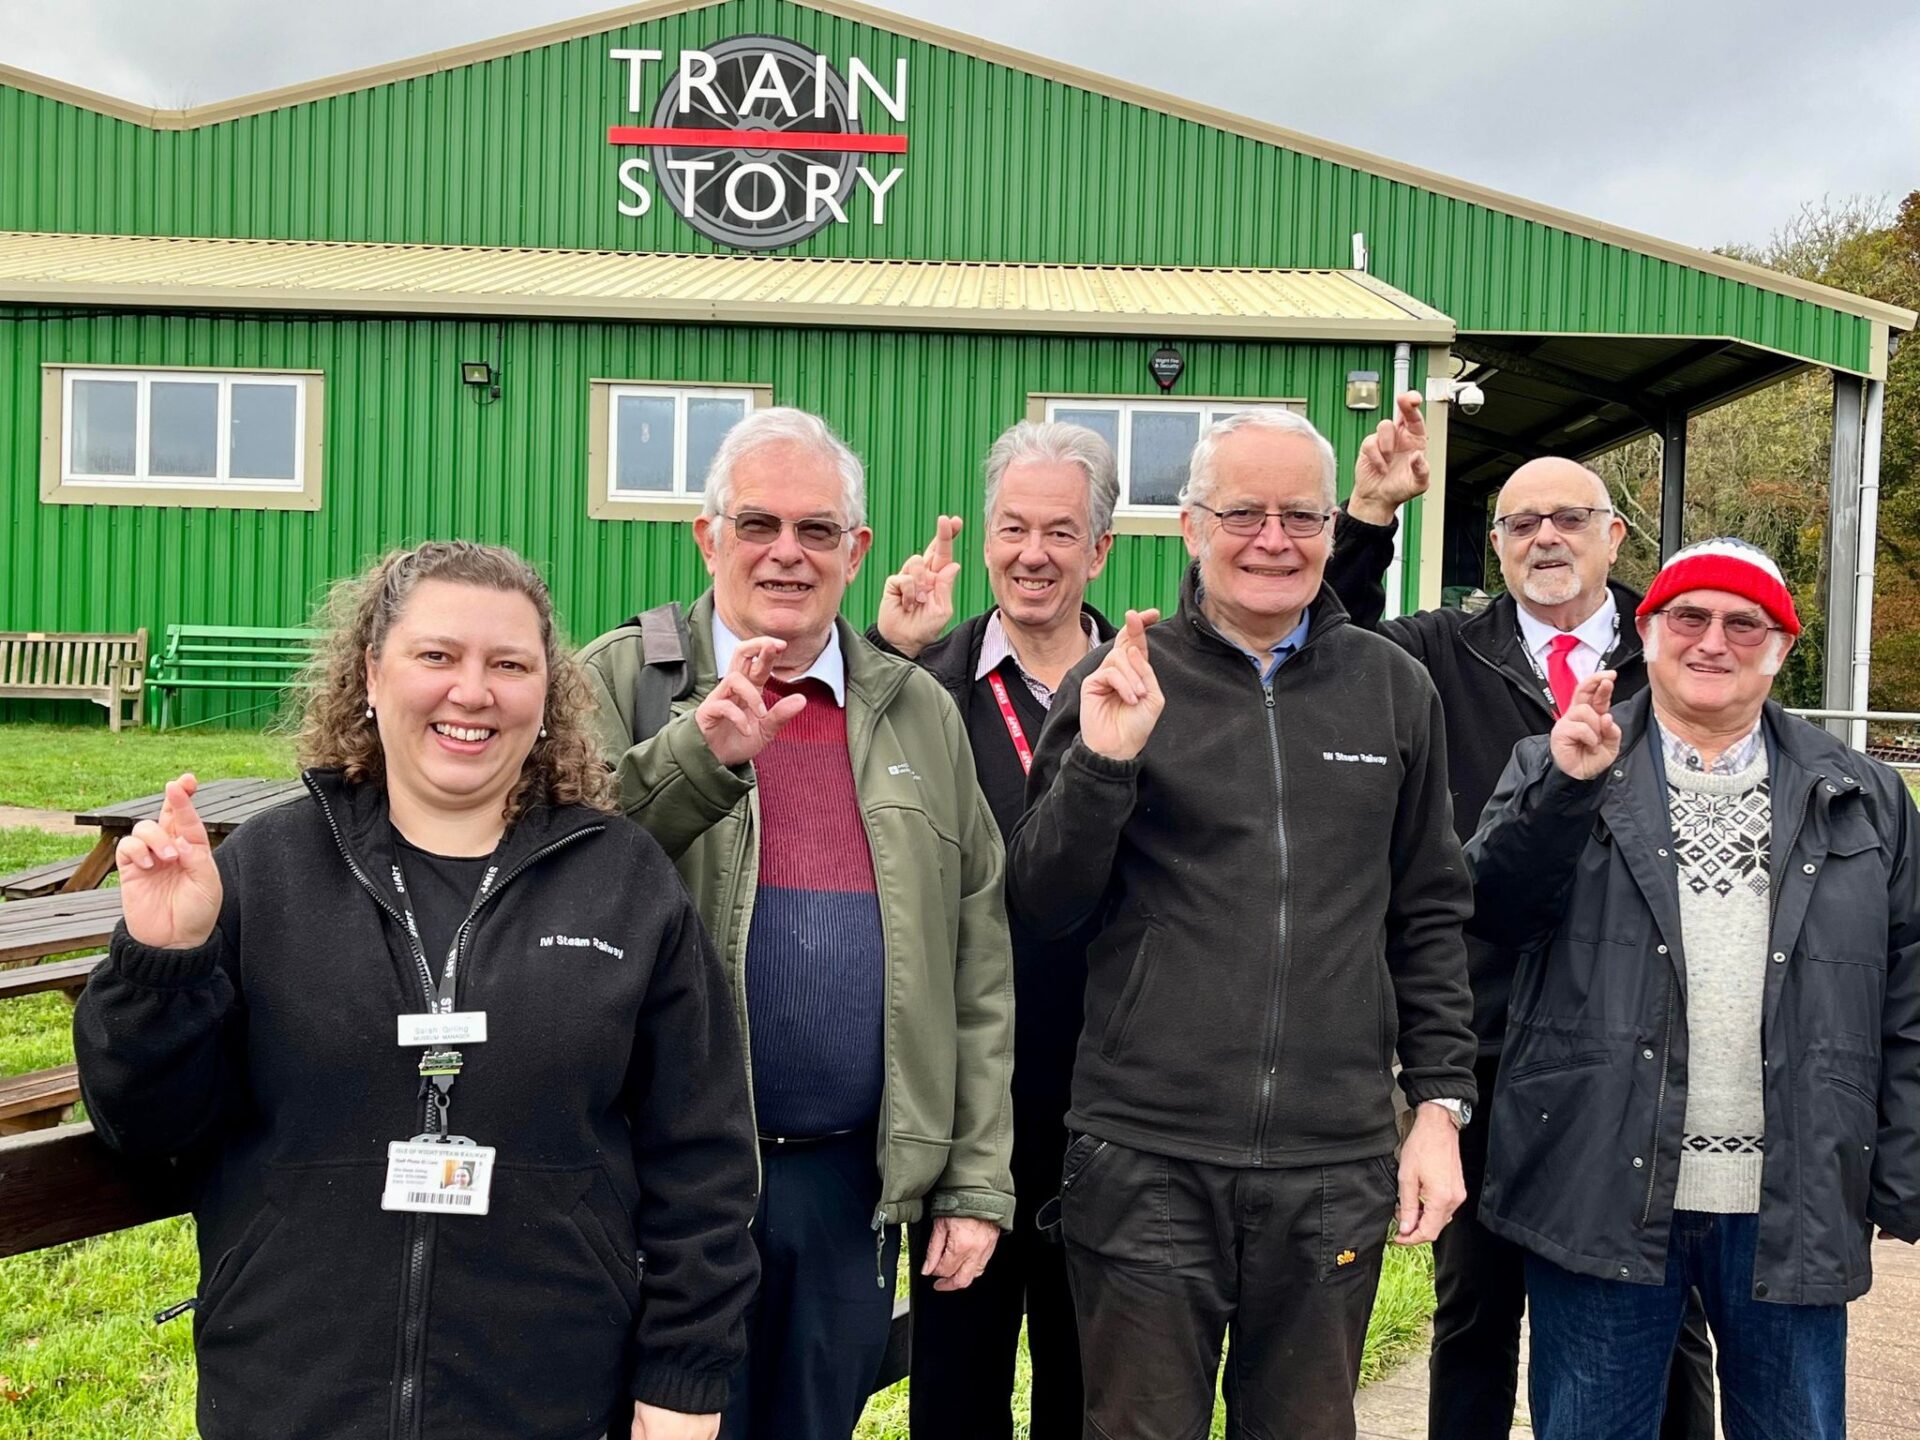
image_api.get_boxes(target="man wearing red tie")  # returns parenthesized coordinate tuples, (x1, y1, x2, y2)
(1325, 397, 1714, 1440)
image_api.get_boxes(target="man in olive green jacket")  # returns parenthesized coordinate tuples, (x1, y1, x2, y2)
(580, 408, 1014, 1440)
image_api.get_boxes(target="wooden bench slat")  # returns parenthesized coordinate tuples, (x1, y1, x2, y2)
(0, 857, 86, 900)
(0, 1064, 81, 1127)
(0, 954, 101, 999)
(0, 1122, 189, 1257)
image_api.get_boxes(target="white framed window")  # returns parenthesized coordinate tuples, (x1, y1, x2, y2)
(589, 380, 771, 521)
(42, 365, 323, 511)
(1040, 396, 1309, 519)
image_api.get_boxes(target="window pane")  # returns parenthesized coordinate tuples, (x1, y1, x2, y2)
(70, 379, 137, 476)
(149, 381, 219, 478)
(614, 394, 677, 493)
(230, 384, 298, 481)
(1053, 406, 1120, 453)
(685, 397, 748, 495)
(1129, 410, 1201, 507)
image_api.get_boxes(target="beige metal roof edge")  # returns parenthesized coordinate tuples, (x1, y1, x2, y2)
(0, 0, 1910, 333)
(0, 278, 1455, 343)
(1464, 327, 1881, 381)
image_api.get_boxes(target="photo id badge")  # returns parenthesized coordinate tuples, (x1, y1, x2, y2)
(396, 1011, 488, 1047)
(381, 1141, 495, 1216)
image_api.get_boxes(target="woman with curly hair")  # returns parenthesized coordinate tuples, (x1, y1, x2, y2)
(75, 541, 759, 1440)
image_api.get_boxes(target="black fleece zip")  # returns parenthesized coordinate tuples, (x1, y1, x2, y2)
(1007, 566, 1477, 1169)
(74, 770, 759, 1440)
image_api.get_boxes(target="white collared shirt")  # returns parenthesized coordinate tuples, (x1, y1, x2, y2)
(711, 612, 847, 706)
(1516, 592, 1619, 687)
(974, 608, 1101, 709)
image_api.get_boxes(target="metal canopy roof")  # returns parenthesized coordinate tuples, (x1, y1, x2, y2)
(0, 231, 1456, 342)
(1443, 333, 1811, 497)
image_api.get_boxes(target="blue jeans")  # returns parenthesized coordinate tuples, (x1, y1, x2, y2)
(1525, 1212, 1846, 1440)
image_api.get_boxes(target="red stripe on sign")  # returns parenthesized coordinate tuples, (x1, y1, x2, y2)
(606, 126, 908, 153)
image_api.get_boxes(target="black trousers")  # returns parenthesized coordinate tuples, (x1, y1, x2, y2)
(907, 1105, 1083, 1440)
(1432, 1053, 1717, 1440)
(721, 1130, 902, 1440)
(1064, 1137, 1397, 1440)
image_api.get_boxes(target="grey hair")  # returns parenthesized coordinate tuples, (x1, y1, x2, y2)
(701, 407, 867, 529)
(982, 421, 1120, 538)
(1179, 409, 1338, 510)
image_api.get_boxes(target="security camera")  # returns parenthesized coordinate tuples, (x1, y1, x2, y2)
(1455, 381, 1486, 417)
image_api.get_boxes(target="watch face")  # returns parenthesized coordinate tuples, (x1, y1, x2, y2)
(1459, 1101, 1474, 1125)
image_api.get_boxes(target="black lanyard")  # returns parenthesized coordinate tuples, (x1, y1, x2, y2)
(390, 844, 500, 1137)
(1517, 610, 1620, 714)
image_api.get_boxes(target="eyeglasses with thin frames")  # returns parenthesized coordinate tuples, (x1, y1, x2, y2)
(1654, 606, 1784, 648)
(721, 510, 852, 552)
(1492, 506, 1612, 539)
(1191, 502, 1336, 539)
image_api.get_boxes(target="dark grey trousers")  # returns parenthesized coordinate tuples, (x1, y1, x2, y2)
(1062, 1136, 1397, 1440)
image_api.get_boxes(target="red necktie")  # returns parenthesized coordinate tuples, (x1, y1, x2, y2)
(1547, 633, 1580, 715)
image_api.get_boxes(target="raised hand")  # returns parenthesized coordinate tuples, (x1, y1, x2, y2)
(631, 1402, 719, 1440)
(695, 637, 809, 769)
(876, 515, 964, 658)
(1550, 670, 1622, 780)
(116, 774, 223, 950)
(1079, 609, 1164, 762)
(1350, 390, 1430, 526)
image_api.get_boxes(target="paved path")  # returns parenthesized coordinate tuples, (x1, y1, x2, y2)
(1356, 1239, 1920, 1438)
(0, 807, 85, 836)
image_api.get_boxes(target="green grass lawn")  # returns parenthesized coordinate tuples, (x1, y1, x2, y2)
(0, 717, 1435, 1434)
(0, 723, 294, 813)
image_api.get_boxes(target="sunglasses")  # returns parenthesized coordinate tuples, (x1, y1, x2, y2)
(721, 510, 852, 552)
(1492, 506, 1612, 539)
(1654, 606, 1784, 648)
(1191, 503, 1335, 538)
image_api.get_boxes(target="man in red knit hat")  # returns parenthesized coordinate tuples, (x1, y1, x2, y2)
(1466, 535, 1920, 1440)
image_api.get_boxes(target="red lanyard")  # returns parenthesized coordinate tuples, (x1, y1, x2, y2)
(986, 671, 1035, 775)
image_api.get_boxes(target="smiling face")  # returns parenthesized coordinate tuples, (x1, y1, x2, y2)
(694, 439, 872, 649)
(1490, 458, 1626, 618)
(986, 458, 1113, 635)
(363, 578, 548, 828)
(1639, 586, 1788, 732)
(1180, 427, 1330, 643)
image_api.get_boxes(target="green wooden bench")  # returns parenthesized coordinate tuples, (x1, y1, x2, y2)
(0, 629, 148, 730)
(147, 624, 320, 730)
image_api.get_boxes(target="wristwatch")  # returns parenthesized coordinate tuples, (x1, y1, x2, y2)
(1430, 1097, 1472, 1129)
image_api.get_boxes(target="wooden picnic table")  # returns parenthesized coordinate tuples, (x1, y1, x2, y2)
(59, 776, 304, 893)
(0, 888, 124, 966)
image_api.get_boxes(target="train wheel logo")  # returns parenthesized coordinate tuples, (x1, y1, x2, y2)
(609, 37, 909, 251)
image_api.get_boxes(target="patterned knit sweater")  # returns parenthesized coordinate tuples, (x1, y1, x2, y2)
(1667, 747, 1772, 1213)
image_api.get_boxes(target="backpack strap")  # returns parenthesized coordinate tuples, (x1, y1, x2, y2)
(625, 602, 694, 745)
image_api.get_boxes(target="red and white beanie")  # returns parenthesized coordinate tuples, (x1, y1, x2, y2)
(1635, 537, 1802, 636)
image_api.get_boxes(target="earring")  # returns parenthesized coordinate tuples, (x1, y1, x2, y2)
(365, 705, 375, 720)
(539, 726, 548, 739)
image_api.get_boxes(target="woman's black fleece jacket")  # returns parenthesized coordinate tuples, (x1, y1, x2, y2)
(73, 770, 759, 1440)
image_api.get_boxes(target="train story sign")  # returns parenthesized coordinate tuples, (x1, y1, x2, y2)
(608, 37, 908, 249)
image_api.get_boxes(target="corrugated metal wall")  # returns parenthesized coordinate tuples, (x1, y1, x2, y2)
(1, 306, 1405, 722)
(0, 0, 1875, 374)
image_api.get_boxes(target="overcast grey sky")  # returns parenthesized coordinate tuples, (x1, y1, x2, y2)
(4, 0, 1915, 251)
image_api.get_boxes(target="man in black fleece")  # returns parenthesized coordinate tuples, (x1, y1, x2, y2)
(870, 419, 1118, 1440)
(1325, 392, 1712, 1440)
(1007, 408, 1477, 1440)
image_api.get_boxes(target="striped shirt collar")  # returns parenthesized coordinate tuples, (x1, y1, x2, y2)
(974, 608, 1100, 708)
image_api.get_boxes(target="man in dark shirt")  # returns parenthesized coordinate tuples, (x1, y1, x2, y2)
(871, 419, 1117, 1440)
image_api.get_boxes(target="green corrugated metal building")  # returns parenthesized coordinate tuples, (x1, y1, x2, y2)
(1, 0, 1910, 725)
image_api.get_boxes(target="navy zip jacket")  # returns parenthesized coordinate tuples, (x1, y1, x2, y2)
(1468, 693, 1920, 1303)
(73, 770, 758, 1440)
(1006, 565, 1477, 1168)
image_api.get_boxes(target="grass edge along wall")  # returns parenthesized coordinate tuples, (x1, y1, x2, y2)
(1, 307, 1419, 725)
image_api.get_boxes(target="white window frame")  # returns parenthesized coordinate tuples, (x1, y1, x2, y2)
(41, 364, 323, 511)
(589, 380, 771, 522)
(1035, 394, 1309, 536)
